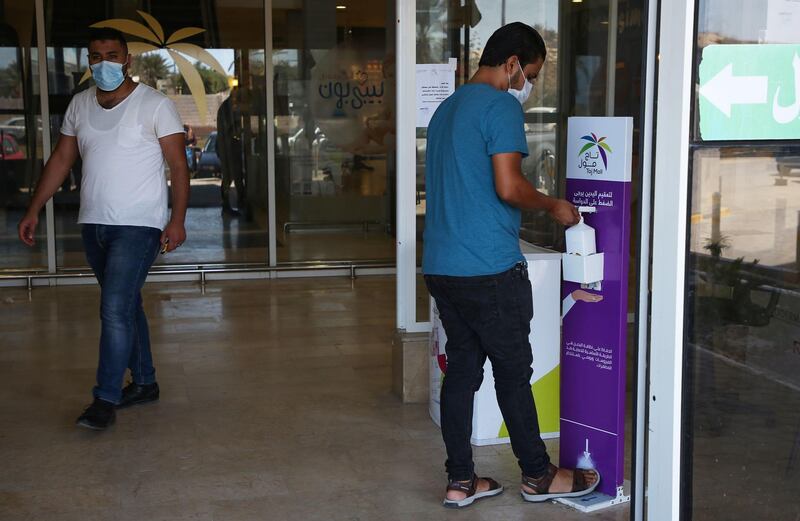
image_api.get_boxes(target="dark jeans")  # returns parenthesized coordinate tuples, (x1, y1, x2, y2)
(425, 262, 551, 481)
(82, 224, 161, 404)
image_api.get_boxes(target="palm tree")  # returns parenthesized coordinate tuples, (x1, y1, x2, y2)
(173, 62, 229, 95)
(130, 53, 169, 89)
(0, 61, 21, 98)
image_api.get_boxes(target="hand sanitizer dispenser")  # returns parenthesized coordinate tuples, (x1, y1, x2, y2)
(562, 207, 604, 289)
(565, 210, 597, 256)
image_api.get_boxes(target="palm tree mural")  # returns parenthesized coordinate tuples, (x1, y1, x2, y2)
(80, 10, 228, 125)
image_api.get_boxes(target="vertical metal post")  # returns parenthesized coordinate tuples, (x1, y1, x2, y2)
(711, 191, 721, 244)
(605, 0, 618, 116)
(775, 198, 786, 250)
(265, 1, 277, 267)
(396, 0, 416, 332)
(632, 0, 659, 519)
(796, 210, 800, 271)
(35, 0, 56, 274)
(648, 0, 696, 519)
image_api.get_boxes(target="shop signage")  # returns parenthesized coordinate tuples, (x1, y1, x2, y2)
(699, 44, 800, 140)
(310, 45, 393, 152)
(558, 117, 633, 512)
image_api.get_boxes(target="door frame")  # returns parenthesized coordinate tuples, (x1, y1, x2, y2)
(646, 0, 696, 519)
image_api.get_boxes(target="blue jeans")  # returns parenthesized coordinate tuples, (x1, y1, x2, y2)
(82, 224, 161, 404)
(425, 263, 550, 481)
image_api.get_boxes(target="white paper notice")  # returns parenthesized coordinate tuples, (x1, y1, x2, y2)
(416, 58, 457, 128)
(766, 0, 800, 43)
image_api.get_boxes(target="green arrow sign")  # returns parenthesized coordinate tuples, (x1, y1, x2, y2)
(699, 44, 800, 141)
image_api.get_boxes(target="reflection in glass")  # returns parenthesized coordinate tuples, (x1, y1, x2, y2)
(686, 4, 800, 516)
(46, 1, 268, 268)
(699, 0, 800, 47)
(684, 146, 800, 519)
(414, 1, 560, 320)
(0, 2, 47, 270)
(565, 0, 610, 117)
(272, 2, 396, 264)
(519, 121, 558, 247)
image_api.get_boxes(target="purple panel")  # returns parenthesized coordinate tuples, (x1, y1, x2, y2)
(560, 178, 632, 497)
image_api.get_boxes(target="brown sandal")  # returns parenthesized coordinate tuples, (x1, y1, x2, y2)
(443, 474, 504, 509)
(520, 463, 600, 503)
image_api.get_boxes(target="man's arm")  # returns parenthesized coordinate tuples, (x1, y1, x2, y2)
(159, 132, 190, 253)
(18, 134, 79, 246)
(492, 152, 580, 226)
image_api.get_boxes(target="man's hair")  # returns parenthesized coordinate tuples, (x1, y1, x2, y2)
(478, 22, 546, 68)
(88, 27, 128, 53)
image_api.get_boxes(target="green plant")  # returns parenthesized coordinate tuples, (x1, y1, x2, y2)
(703, 235, 730, 258)
(698, 238, 777, 327)
(130, 54, 169, 89)
(173, 62, 229, 94)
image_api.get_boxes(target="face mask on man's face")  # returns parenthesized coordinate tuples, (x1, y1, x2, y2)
(507, 60, 534, 105)
(90, 60, 126, 92)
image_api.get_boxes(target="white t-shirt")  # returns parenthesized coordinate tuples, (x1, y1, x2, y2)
(61, 83, 184, 230)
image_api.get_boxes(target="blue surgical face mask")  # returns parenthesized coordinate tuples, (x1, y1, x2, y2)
(507, 61, 534, 105)
(90, 60, 126, 92)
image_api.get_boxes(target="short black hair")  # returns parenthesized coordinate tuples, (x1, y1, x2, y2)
(88, 27, 128, 53)
(478, 22, 546, 68)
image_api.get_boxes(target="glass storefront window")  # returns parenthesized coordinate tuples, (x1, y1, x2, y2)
(0, 0, 643, 282)
(46, 1, 269, 268)
(683, 2, 800, 518)
(414, 0, 560, 320)
(684, 146, 800, 520)
(272, 1, 396, 264)
(0, 2, 47, 270)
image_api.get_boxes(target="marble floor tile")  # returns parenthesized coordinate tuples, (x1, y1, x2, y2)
(0, 278, 632, 520)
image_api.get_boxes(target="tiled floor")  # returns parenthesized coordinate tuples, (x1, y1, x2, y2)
(0, 277, 629, 520)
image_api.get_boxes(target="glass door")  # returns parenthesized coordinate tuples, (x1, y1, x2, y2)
(44, 0, 269, 268)
(681, 1, 800, 518)
(413, 0, 561, 321)
(0, 1, 47, 271)
(271, 0, 397, 264)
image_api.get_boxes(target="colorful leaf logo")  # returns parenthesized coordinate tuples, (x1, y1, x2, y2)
(81, 11, 228, 125)
(578, 133, 612, 169)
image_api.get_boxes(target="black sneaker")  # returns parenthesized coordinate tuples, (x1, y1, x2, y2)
(76, 399, 116, 430)
(117, 382, 160, 409)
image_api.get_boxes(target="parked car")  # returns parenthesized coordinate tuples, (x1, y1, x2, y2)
(0, 133, 24, 160)
(0, 116, 42, 142)
(0, 134, 26, 198)
(195, 131, 221, 178)
(776, 156, 800, 177)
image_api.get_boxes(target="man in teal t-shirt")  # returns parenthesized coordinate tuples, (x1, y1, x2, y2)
(423, 23, 600, 509)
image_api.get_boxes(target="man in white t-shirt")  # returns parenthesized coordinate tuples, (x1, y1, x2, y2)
(17, 28, 189, 431)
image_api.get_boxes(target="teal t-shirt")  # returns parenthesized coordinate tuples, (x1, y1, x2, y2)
(422, 83, 528, 276)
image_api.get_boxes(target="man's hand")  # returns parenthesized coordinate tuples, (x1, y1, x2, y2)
(571, 289, 604, 303)
(549, 199, 580, 226)
(18, 211, 39, 246)
(160, 219, 186, 253)
(159, 132, 190, 254)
